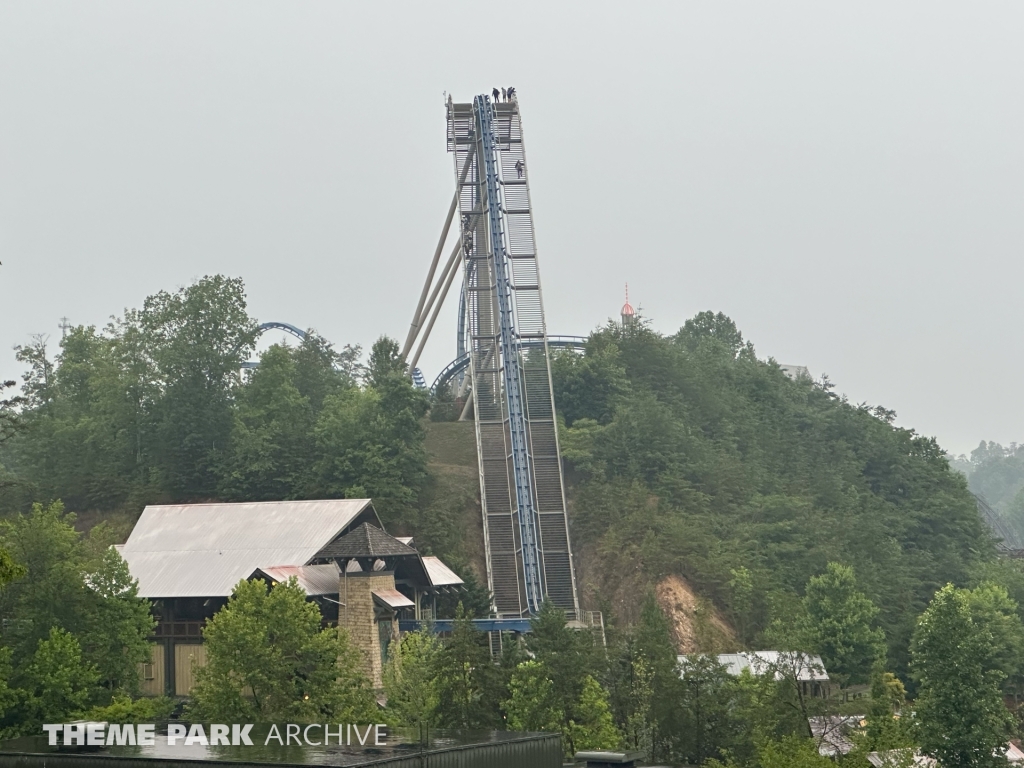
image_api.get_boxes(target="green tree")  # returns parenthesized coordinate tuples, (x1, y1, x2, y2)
(1, 276, 262, 511)
(434, 564, 492, 619)
(0, 501, 92, 662)
(515, 602, 619, 756)
(291, 333, 360, 410)
(549, 338, 630, 426)
(218, 344, 316, 500)
(505, 661, 619, 757)
(798, 562, 885, 686)
(313, 363, 428, 524)
(912, 583, 1013, 768)
(382, 629, 442, 739)
(565, 676, 621, 754)
(755, 735, 833, 768)
(7, 328, 145, 512)
(16, 628, 98, 731)
(528, 602, 600, 719)
(727, 566, 756, 645)
(963, 581, 1024, 687)
(82, 548, 156, 694)
(674, 310, 748, 357)
(0, 380, 25, 451)
(434, 603, 500, 729)
(365, 336, 406, 389)
(863, 663, 915, 754)
(623, 656, 654, 755)
(190, 578, 375, 723)
(0, 649, 17, 734)
(505, 660, 562, 733)
(0, 550, 23, 590)
(608, 594, 685, 762)
(0, 501, 153, 716)
(82, 693, 175, 724)
(677, 654, 742, 766)
(140, 275, 258, 499)
(551, 313, 995, 682)
(13, 336, 55, 408)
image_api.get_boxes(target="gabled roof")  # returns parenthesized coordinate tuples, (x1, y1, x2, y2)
(422, 556, 464, 587)
(250, 564, 340, 596)
(121, 499, 378, 598)
(314, 522, 418, 560)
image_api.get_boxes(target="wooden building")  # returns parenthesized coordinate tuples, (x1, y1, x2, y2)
(118, 499, 463, 696)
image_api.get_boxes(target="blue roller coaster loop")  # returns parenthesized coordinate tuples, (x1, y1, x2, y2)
(257, 321, 307, 341)
(241, 322, 309, 369)
(243, 322, 427, 388)
(431, 336, 588, 396)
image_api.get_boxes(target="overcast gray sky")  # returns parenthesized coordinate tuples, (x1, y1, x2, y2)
(1, 2, 1021, 456)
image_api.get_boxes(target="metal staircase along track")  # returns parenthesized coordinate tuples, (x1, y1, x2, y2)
(448, 95, 580, 618)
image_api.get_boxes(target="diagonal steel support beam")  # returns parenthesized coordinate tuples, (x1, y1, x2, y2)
(402, 150, 475, 362)
(409, 245, 462, 371)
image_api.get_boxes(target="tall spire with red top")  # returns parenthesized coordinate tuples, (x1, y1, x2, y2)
(621, 283, 636, 328)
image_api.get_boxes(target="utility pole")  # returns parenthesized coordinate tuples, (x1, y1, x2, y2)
(58, 317, 72, 339)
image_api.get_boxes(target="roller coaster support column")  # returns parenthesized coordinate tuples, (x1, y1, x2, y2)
(409, 244, 462, 371)
(402, 192, 457, 361)
(402, 151, 476, 365)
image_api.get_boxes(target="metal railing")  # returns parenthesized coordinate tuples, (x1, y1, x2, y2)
(447, 96, 580, 618)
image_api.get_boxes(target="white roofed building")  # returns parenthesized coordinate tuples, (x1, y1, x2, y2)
(122, 498, 379, 599)
(119, 499, 464, 695)
(680, 651, 832, 699)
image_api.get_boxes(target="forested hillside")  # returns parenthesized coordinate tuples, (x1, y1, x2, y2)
(952, 441, 1024, 545)
(0, 277, 1011, 675)
(549, 314, 1002, 673)
(6, 276, 1024, 763)
(0, 276, 431, 534)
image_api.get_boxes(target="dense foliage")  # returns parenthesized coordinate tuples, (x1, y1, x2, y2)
(551, 313, 996, 673)
(0, 276, 429, 528)
(188, 578, 376, 723)
(0, 502, 157, 735)
(953, 441, 1024, 545)
(2, 277, 1020, 764)
(911, 583, 1016, 768)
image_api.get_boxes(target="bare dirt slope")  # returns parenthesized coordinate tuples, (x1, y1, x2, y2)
(655, 574, 737, 653)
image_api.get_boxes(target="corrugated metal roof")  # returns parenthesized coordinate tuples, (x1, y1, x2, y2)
(121, 499, 375, 598)
(251, 564, 340, 596)
(867, 750, 936, 767)
(422, 556, 464, 587)
(680, 651, 830, 682)
(809, 715, 863, 757)
(372, 589, 415, 609)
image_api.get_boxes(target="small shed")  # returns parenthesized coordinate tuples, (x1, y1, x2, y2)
(679, 651, 832, 699)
